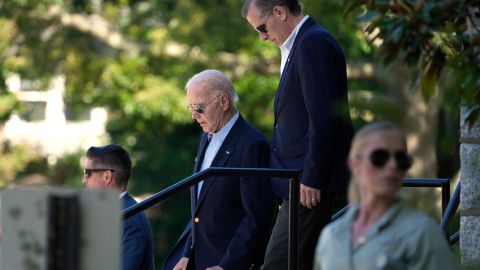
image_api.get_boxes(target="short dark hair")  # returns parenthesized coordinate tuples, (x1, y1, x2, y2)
(242, 0, 302, 17)
(86, 144, 132, 188)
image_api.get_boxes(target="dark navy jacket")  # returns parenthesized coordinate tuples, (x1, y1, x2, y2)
(123, 193, 155, 270)
(163, 115, 274, 270)
(270, 17, 353, 199)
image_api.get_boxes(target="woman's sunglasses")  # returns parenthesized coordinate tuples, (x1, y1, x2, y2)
(369, 149, 412, 171)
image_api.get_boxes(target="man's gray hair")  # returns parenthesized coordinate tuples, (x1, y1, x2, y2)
(185, 69, 239, 108)
(242, 0, 302, 17)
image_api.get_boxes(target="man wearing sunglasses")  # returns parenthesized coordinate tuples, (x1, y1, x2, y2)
(242, 1, 354, 270)
(83, 144, 154, 270)
(163, 70, 274, 270)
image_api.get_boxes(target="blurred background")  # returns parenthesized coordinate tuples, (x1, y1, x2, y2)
(0, 0, 464, 267)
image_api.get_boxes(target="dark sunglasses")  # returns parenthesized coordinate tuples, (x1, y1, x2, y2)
(256, 23, 268, 33)
(84, 168, 115, 178)
(256, 11, 273, 33)
(187, 97, 218, 114)
(369, 149, 412, 171)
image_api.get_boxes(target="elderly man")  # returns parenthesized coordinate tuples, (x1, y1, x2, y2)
(163, 69, 274, 270)
(242, 1, 354, 270)
(83, 144, 155, 270)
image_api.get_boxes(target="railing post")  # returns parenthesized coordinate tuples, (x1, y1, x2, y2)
(441, 180, 450, 220)
(441, 181, 461, 243)
(288, 176, 299, 270)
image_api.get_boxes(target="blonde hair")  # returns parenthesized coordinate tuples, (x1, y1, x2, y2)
(348, 121, 406, 203)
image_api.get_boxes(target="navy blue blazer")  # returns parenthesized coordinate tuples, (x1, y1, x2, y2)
(163, 115, 274, 270)
(270, 17, 353, 199)
(123, 193, 155, 270)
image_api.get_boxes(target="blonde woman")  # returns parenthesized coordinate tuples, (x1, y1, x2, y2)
(314, 122, 457, 270)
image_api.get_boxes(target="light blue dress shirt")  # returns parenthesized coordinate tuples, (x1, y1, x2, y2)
(197, 112, 239, 197)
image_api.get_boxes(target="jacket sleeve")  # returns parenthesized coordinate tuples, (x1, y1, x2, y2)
(296, 31, 348, 189)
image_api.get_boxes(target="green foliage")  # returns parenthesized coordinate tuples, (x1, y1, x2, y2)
(345, 0, 480, 125)
(0, 90, 18, 122)
(304, 0, 375, 59)
(0, 142, 37, 187)
(0, 0, 376, 266)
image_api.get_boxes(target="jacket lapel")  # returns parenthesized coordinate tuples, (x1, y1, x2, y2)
(194, 134, 210, 173)
(274, 17, 316, 120)
(191, 133, 210, 211)
(195, 115, 244, 212)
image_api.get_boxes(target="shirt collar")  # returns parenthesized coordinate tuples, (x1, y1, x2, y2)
(209, 112, 239, 142)
(280, 15, 309, 52)
(119, 191, 127, 199)
(332, 197, 404, 235)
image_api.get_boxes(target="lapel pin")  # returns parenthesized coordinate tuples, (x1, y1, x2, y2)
(226, 151, 230, 155)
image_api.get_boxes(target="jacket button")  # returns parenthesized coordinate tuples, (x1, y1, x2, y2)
(194, 217, 200, 223)
(273, 148, 278, 152)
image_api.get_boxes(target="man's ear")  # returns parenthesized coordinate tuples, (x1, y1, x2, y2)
(273, 5, 287, 20)
(104, 171, 115, 187)
(221, 94, 230, 111)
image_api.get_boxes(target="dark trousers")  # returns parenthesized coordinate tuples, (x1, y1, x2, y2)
(262, 193, 335, 270)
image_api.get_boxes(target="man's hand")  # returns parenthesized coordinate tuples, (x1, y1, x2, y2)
(173, 257, 189, 270)
(300, 183, 321, 209)
(206, 266, 224, 270)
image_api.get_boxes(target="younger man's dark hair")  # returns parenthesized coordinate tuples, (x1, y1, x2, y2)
(242, 0, 302, 18)
(86, 144, 132, 188)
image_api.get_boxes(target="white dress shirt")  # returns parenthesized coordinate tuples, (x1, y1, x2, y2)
(197, 112, 240, 197)
(280, 15, 310, 74)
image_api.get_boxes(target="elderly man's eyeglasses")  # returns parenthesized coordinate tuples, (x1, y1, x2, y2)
(187, 97, 219, 114)
(369, 149, 412, 171)
(84, 168, 115, 178)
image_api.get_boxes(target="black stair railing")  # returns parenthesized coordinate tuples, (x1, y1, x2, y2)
(332, 178, 461, 246)
(332, 178, 451, 221)
(441, 181, 461, 245)
(124, 172, 462, 270)
(123, 167, 300, 270)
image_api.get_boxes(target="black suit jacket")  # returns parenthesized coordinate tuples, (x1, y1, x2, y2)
(163, 114, 274, 270)
(270, 17, 353, 199)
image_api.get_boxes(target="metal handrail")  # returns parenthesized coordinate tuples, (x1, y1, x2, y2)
(332, 178, 451, 221)
(441, 181, 461, 245)
(123, 173, 460, 270)
(440, 181, 461, 232)
(450, 231, 459, 245)
(122, 167, 300, 270)
(331, 205, 349, 221)
(331, 178, 461, 246)
(403, 178, 450, 215)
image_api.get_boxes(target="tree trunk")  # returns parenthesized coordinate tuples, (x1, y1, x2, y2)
(460, 106, 480, 267)
(347, 62, 439, 177)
